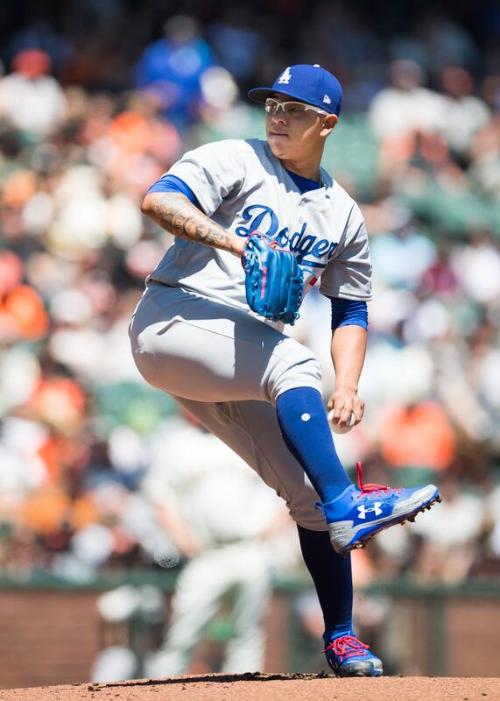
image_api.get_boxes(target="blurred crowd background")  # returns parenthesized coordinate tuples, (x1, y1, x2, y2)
(1, 0, 500, 680)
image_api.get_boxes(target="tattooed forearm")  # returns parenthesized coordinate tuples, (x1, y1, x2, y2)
(142, 193, 245, 257)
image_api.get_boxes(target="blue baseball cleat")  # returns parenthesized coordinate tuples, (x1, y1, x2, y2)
(324, 632, 383, 677)
(317, 462, 441, 555)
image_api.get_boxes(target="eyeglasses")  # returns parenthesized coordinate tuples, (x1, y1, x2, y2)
(264, 97, 328, 118)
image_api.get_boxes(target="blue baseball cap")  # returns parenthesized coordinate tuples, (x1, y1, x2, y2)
(248, 64, 343, 116)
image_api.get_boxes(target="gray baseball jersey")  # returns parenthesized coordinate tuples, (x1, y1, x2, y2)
(149, 138, 372, 313)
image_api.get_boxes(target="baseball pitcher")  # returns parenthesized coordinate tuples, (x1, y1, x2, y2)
(130, 64, 441, 676)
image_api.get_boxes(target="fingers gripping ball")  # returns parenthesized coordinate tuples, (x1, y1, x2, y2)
(328, 410, 356, 434)
(242, 231, 304, 324)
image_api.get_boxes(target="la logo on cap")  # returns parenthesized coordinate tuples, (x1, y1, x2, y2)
(278, 67, 292, 85)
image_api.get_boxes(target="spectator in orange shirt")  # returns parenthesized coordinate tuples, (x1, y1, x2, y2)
(379, 400, 456, 485)
(0, 251, 49, 342)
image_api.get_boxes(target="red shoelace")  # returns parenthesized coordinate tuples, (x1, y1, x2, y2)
(323, 634, 370, 660)
(356, 461, 392, 494)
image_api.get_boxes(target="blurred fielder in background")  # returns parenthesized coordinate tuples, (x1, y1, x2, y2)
(142, 414, 289, 676)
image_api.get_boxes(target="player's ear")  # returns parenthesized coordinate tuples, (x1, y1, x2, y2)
(321, 114, 338, 137)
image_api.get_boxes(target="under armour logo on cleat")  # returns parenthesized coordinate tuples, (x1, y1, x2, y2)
(323, 94, 331, 104)
(278, 67, 292, 84)
(357, 503, 382, 519)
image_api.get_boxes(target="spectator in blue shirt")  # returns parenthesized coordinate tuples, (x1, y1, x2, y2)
(134, 15, 215, 129)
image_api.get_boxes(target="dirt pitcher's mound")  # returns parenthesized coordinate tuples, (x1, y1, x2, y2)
(1, 673, 499, 701)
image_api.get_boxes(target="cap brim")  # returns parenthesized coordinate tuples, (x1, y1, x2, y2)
(247, 87, 274, 104)
(248, 86, 331, 108)
(248, 86, 312, 104)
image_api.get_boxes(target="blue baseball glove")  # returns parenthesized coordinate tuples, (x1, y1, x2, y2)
(242, 232, 304, 325)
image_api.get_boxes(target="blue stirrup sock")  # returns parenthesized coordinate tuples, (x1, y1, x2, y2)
(276, 387, 351, 503)
(297, 525, 353, 639)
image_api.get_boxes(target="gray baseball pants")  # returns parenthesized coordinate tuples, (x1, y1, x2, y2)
(129, 282, 327, 530)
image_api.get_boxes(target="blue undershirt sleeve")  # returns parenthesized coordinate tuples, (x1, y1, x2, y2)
(330, 297, 368, 331)
(146, 174, 202, 210)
